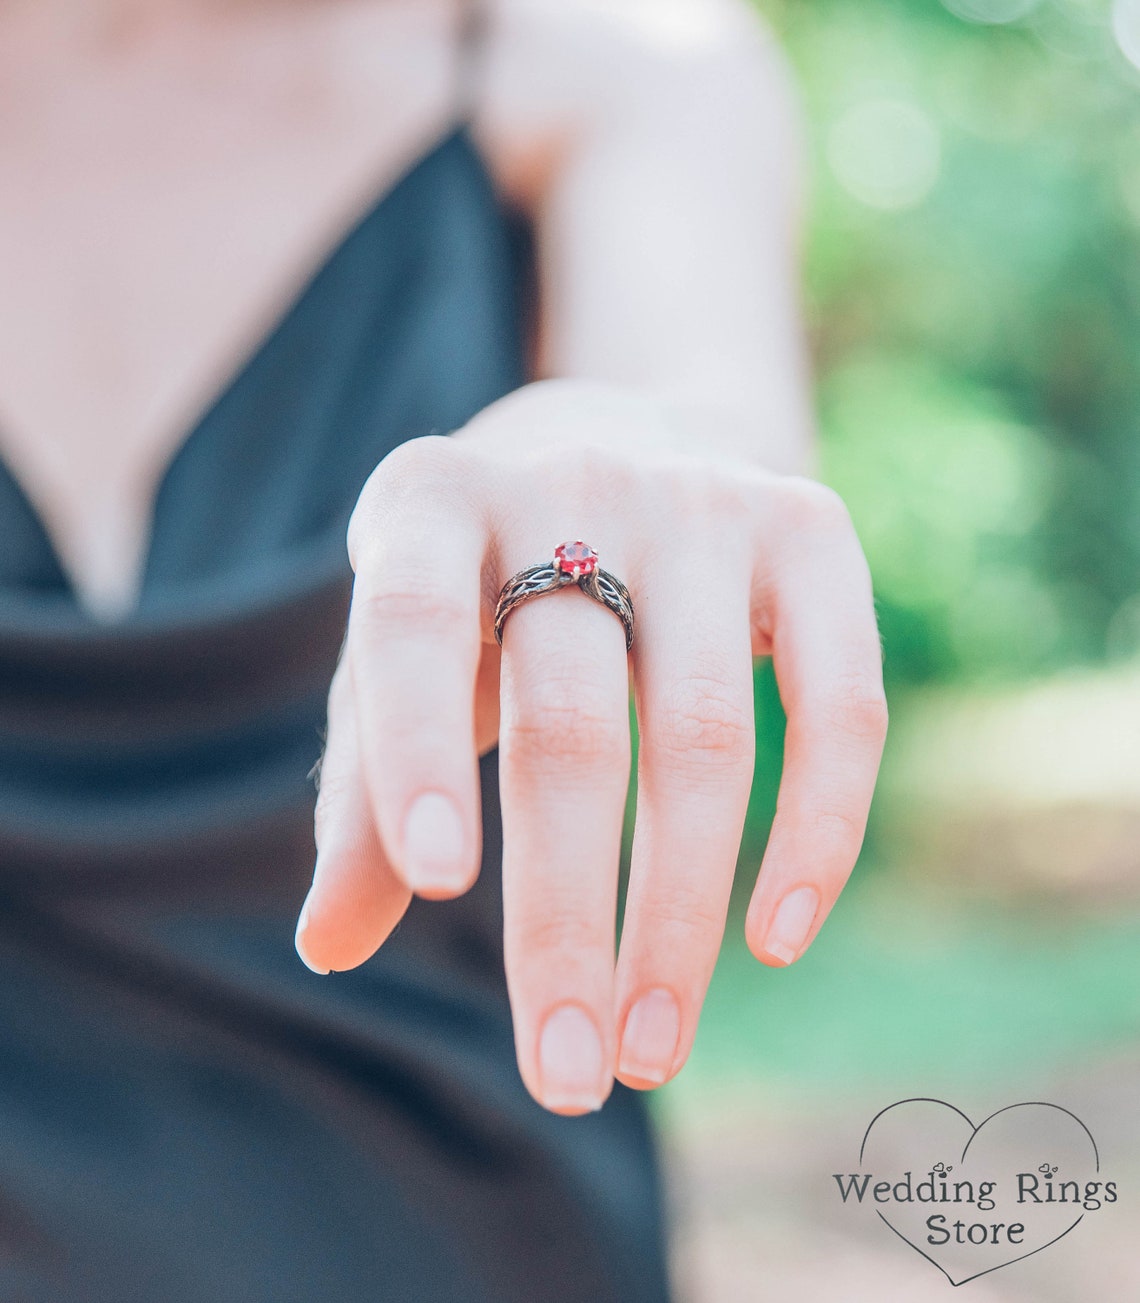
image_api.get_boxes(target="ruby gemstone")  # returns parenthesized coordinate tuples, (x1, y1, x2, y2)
(554, 540, 598, 578)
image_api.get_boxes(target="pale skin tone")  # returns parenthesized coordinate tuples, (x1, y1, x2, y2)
(0, 0, 887, 1114)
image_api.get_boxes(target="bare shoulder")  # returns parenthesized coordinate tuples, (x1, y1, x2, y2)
(485, 0, 775, 58)
(474, 0, 798, 203)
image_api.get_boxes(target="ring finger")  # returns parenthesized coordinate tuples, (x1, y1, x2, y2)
(497, 536, 634, 1115)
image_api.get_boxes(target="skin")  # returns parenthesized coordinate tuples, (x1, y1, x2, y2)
(0, 0, 887, 1115)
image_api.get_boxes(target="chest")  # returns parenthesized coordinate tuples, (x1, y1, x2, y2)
(0, 2, 462, 617)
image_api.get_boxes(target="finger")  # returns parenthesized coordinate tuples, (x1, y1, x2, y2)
(295, 650, 412, 974)
(744, 481, 888, 967)
(614, 543, 756, 1089)
(497, 543, 632, 1115)
(345, 438, 487, 899)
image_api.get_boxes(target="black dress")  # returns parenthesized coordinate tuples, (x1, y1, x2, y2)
(0, 91, 672, 1303)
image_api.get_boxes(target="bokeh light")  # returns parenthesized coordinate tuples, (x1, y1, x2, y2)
(826, 97, 941, 211)
(1113, 0, 1140, 69)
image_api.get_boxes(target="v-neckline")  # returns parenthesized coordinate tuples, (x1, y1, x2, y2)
(0, 122, 471, 621)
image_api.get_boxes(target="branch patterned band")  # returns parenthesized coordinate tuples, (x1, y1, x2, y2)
(494, 540, 635, 652)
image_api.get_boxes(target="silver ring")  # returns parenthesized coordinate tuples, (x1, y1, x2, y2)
(494, 540, 635, 651)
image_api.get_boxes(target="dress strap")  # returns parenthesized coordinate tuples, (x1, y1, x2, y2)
(453, 0, 490, 128)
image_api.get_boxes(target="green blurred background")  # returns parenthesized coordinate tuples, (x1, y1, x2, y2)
(660, 2, 1140, 1295)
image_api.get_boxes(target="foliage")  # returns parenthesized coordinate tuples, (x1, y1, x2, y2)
(763, 0, 1140, 685)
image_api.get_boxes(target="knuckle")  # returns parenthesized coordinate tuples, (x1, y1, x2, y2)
(776, 476, 855, 537)
(825, 673, 890, 745)
(678, 463, 752, 525)
(352, 583, 475, 639)
(805, 806, 867, 860)
(573, 443, 633, 489)
(512, 908, 609, 959)
(798, 670, 888, 752)
(848, 685, 890, 742)
(347, 435, 466, 564)
(636, 881, 728, 939)
(375, 433, 461, 487)
(508, 684, 628, 774)
(649, 676, 755, 769)
(508, 705, 628, 773)
(530, 441, 637, 510)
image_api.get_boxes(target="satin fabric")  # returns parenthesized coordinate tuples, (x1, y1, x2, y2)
(0, 126, 672, 1303)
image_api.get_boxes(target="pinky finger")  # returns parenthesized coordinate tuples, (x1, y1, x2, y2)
(745, 485, 888, 967)
(294, 650, 412, 974)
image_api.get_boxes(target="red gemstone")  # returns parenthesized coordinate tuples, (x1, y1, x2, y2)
(554, 540, 598, 578)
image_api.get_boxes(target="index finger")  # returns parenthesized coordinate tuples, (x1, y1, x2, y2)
(344, 437, 489, 899)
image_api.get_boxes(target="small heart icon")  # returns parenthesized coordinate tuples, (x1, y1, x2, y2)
(851, 1099, 1102, 1286)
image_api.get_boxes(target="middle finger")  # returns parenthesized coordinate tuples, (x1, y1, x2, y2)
(614, 540, 756, 1089)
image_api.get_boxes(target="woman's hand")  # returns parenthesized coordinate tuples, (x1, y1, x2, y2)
(294, 379, 887, 1115)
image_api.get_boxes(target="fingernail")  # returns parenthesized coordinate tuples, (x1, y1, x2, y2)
(294, 896, 330, 975)
(538, 1003, 608, 1113)
(762, 885, 820, 965)
(618, 987, 680, 1085)
(402, 792, 467, 893)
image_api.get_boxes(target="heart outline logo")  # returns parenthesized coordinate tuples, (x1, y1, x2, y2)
(852, 1098, 1104, 1287)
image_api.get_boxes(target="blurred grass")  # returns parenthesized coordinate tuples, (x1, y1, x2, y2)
(659, 876, 1140, 1117)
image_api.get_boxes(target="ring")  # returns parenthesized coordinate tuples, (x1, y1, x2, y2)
(494, 540, 635, 651)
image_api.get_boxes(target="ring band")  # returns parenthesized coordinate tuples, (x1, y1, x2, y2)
(494, 540, 635, 651)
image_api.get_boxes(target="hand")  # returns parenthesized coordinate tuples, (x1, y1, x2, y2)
(294, 380, 887, 1115)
